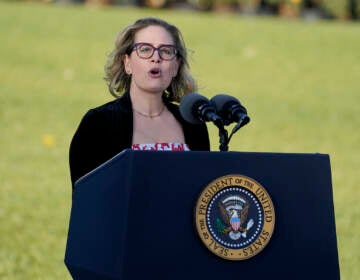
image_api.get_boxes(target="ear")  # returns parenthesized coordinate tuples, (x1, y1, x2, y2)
(123, 54, 132, 75)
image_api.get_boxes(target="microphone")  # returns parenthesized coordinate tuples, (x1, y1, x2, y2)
(180, 93, 223, 125)
(210, 94, 250, 128)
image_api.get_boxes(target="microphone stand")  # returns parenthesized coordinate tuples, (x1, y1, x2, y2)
(197, 103, 230, 152)
(219, 128, 229, 152)
(217, 108, 250, 151)
(213, 119, 229, 152)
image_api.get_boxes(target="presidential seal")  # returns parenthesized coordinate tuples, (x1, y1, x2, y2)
(195, 174, 275, 260)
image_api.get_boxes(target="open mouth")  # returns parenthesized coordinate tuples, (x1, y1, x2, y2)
(149, 68, 161, 77)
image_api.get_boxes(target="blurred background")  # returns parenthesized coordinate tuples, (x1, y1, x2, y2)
(1, 0, 359, 279)
(54, 0, 360, 20)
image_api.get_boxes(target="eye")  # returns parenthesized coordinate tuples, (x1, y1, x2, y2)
(139, 45, 153, 53)
(160, 47, 172, 55)
(160, 46, 175, 56)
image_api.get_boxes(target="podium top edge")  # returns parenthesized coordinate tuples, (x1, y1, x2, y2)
(73, 150, 329, 187)
(123, 149, 329, 156)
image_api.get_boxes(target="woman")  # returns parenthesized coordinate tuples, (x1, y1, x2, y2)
(69, 17, 210, 187)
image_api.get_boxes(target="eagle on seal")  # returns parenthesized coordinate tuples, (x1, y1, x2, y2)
(218, 195, 254, 240)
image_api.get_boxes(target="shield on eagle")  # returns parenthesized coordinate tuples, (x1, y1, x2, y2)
(218, 195, 254, 240)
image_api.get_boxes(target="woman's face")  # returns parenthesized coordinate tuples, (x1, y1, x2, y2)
(124, 25, 180, 96)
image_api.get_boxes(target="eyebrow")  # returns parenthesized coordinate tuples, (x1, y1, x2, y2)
(134, 42, 176, 47)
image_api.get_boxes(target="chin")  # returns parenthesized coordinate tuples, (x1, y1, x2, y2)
(146, 84, 171, 94)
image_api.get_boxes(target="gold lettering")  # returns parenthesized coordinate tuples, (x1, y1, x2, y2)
(210, 184, 219, 194)
(202, 232, 209, 240)
(244, 180, 254, 189)
(259, 230, 269, 242)
(199, 219, 206, 231)
(264, 210, 273, 222)
(220, 177, 233, 188)
(255, 188, 268, 202)
(198, 203, 206, 215)
(254, 239, 263, 247)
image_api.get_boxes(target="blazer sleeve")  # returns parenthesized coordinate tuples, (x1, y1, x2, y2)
(69, 109, 112, 187)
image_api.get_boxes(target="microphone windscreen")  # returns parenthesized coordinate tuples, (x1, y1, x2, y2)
(211, 94, 247, 114)
(180, 93, 209, 124)
(211, 94, 240, 111)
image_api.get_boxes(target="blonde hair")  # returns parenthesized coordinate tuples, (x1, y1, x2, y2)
(104, 17, 197, 103)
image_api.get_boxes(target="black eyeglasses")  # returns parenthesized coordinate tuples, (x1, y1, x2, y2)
(133, 42, 178, 61)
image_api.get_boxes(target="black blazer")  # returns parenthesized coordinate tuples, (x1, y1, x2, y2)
(69, 93, 210, 186)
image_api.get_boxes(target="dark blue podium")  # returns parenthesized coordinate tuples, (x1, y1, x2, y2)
(65, 150, 340, 279)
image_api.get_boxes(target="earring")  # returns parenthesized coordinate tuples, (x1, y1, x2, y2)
(125, 67, 131, 75)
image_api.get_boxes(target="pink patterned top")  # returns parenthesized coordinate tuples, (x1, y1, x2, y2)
(131, 142, 190, 151)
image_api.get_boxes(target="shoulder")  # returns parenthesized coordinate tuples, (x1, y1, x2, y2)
(70, 94, 132, 148)
(165, 100, 179, 114)
(80, 93, 131, 126)
(69, 94, 133, 185)
(88, 93, 131, 118)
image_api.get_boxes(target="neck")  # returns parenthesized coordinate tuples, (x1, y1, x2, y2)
(130, 90, 164, 115)
(130, 90, 166, 119)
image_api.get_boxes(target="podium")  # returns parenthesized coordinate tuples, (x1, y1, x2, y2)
(65, 150, 340, 279)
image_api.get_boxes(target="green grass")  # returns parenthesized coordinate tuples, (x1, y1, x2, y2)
(1, 1, 359, 278)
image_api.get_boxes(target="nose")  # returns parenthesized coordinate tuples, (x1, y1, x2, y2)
(151, 49, 162, 63)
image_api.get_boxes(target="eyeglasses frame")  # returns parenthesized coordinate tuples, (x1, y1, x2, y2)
(132, 42, 178, 61)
